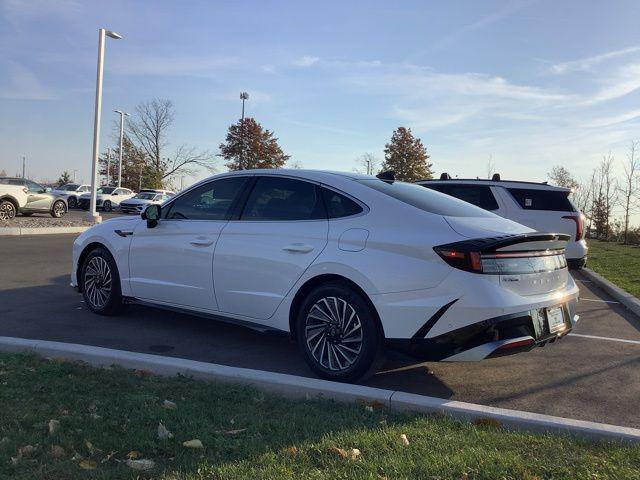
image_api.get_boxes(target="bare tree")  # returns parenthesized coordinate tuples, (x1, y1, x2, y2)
(618, 140, 640, 243)
(127, 99, 216, 187)
(486, 154, 496, 179)
(353, 153, 379, 175)
(547, 165, 579, 190)
(590, 154, 617, 239)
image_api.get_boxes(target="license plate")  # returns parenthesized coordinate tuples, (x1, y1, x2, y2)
(547, 306, 566, 334)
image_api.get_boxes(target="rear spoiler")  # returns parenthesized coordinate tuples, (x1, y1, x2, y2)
(438, 233, 570, 254)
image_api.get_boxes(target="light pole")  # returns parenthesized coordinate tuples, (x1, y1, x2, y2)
(73, 169, 78, 182)
(87, 28, 122, 223)
(114, 110, 129, 188)
(239, 92, 249, 165)
(106, 148, 112, 185)
(22, 156, 26, 179)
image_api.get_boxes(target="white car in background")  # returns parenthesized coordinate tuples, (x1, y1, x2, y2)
(0, 181, 28, 220)
(51, 183, 91, 209)
(78, 186, 135, 212)
(71, 169, 579, 382)
(418, 174, 588, 269)
(119, 190, 174, 214)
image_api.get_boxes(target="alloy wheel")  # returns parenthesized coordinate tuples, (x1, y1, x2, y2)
(0, 202, 16, 221)
(305, 296, 363, 372)
(84, 256, 113, 309)
(53, 201, 66, 217)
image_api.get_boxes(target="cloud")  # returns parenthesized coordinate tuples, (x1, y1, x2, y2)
(550, 45, 640, 74)
(583, 109, 640, 128)
(583, 63, 640, 104)
(0, 63, 55, 100)
(293, 56, 320, 67)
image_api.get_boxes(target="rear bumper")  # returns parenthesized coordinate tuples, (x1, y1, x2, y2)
(388, 302, 578, 361)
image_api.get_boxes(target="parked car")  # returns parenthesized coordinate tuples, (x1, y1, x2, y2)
(0, 177, 67, 218)
(51, 183, 91, 209)
(417, 174, 588, 269)
(71, 170, 579, 382)
(0, 179, 29, 220)
(78, 186, 135, 212)
(119, 190, 174, 214)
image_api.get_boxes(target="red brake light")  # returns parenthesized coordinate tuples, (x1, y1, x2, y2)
(562, 215, 583, 240)
(434, 248, 483, 272)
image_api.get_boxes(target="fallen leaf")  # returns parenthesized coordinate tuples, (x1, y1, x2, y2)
(18, 445, 35, 457)
(101, 451, 117, 463)
(348, 448, 361, 460)
(51, 445, 65, 458)
(126, 458, 155, 471)
(217, 428, 247, 436)
(162, 400, 177, 410)
(133, 369, 153, 377)
(331, 446, 348, 458)
(48, 419, 60, 435)
(472, 417, 502, 429)
(459, 474, 469, 480)
(182, 439, 203, 449)
(10, 456, 20, 466)
(127, 450, 141, 459)
(79, 459, 97, 470)
(285, 446, 298, 456)
(400, 434, 409, 446)
(157, 422, 173, 440)
(357, 399, 387, 410)
(85, 440, 101, 455)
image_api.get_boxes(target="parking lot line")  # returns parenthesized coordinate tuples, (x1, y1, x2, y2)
(569, 333, 640, 345)
(579, 298, 620, 304)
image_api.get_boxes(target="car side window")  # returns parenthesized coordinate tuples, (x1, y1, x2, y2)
(447, 185, 499, 211)
(163, 176, 248, 220)
(26, 180, 43, 192)
(240, 177, 325, 221)
(322, 188, 363, 218)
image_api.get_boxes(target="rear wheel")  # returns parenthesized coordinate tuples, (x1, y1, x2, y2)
(0, 200, 17, 221)
(68, 197, 77, 209)
(102, 200, 112, 212)
(51, 200, 67, 218)
(295, 282, 383, 382)
(80, 247, 124, 315)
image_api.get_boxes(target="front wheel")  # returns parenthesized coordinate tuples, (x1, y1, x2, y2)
(80, 247, 123, 315)
(295, 282, 383, 382)
(102, 201, 112, 212)
(51, 200, 67, 218)
(68, 197, 77, 209)
(0, 200, 17, 221)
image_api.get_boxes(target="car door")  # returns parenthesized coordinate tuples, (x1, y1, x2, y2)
(24, 180, 52, 211)
(213, 176, 329, 320)
(128, 176, 249, 311)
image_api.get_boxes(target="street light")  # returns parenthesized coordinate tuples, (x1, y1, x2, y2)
(239, 92, 249, 164)
(86, 28, 123, 223)
(114, 110, 129, 188)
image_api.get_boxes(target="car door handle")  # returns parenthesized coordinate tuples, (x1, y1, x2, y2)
(190, 237, 215, 247)
(283, 243, 314, 253)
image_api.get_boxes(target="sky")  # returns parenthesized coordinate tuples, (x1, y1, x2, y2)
(1, 0, 639, 199)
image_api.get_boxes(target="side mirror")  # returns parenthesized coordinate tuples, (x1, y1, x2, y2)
(142, 204, 161, 228)
(112, 192, 118, 196)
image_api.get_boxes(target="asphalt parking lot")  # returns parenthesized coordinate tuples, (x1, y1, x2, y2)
(1, 233, 639, 428)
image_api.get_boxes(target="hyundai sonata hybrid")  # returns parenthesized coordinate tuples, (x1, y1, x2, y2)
(71, 170, 579, 382)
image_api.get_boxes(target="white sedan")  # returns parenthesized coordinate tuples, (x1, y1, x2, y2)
(78, 187, 135, 212)
(119, 191, 174, 214)
(71, 170, 579, 382)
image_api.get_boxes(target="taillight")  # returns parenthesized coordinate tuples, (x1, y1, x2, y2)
(562, 215, 584, 240)
(434, 246, 567, 274)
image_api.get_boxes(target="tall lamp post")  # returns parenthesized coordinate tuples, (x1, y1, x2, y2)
(239, 92, 249, 165)
(86, 28, 122, 223)
(114, 110, 129, 188)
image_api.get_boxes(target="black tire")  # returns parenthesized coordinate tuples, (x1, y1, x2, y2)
(51, 200, 67, 218)
(80, 247, 124, 315)
(102, 201, 112, 212)
(68, 197, 77, 209)
(0, 200, 17, 221)
(295, 281, 383, 382)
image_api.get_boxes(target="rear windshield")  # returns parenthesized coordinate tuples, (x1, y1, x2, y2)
(507, 188, 575, 212)
(358, 180, 495, 217)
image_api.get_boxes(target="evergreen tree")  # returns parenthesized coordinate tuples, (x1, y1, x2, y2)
(57, 171, 73, 186)
(219, 118, 290, 170)
(381, 127, 432, 182)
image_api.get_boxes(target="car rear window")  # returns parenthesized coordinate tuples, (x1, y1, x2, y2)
(358, 180, 495, 217)
(507, 188, 575, 212)
(424, 184, 499, 211)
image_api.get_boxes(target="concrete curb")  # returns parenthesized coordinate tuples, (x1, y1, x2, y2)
(1, 336, 639, 443)
(581, 268, 640, 318)
(0, 226, 89, 236)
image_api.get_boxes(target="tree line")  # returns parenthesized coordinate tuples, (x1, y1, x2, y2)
(548, 140, 640, 244)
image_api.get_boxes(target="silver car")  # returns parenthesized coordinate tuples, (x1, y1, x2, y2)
(0, 177, 68, 218)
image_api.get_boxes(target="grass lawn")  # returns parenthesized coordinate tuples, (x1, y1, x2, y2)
(1, 354, 639, 479)
(587, 239, 640, 298)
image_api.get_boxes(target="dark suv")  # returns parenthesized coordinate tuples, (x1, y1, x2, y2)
(0, 177, 68, 218)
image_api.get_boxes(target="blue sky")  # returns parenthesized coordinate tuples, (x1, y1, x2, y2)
(1, 0, 639, 190)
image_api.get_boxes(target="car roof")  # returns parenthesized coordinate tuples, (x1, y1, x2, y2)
(417, 178, 571, 192)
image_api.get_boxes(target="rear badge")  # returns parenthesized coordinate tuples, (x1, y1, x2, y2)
(501, 275, 520, 282)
